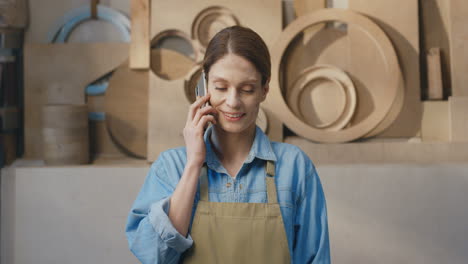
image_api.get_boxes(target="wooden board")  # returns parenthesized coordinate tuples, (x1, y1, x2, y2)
(0, 0, 28, 28)
(24, 43, 129, 159)
(421, 101, 449, 142)
(427, 48, 444, 100)
(449, 96, 468, 142)
(104, 60, 149, 158)
(130, 0, 150, 69)
(151, 0, 282, 63)
(420, 0, 451, 99)
(350, 0, 421, 138)
(268, 9, 401, 143)
(449, 0, 468, 97)
(24, 0, 129, 43)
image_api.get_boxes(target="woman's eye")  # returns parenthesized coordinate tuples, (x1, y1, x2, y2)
(242, 89, 254, 93)
(215, 87, 227, 91)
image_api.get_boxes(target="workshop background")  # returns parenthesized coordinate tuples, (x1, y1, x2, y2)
(1, 0, 468, 263)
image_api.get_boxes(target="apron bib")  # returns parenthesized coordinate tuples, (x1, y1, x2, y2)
(182, 161, 291, 264)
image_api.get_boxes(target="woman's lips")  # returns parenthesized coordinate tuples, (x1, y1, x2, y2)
(221, 111, 246, 121)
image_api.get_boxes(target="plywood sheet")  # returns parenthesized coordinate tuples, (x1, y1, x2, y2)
(420, 0, 451, 99)
(24, 43, 129, 159)
(421, 101, 449, 142)
(449, 0, 468, 97)
(105, 60, 149, 158)
(24, 0, 129, 43)
(449, 96, 468, 142)
(350, 0, 421, 138)
(427, 48, 443, 100)
(130, 0, 150, 69)
(151, 0, 282, 62)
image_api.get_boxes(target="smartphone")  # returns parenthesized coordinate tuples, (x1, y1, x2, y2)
(196, 71, 209, 108)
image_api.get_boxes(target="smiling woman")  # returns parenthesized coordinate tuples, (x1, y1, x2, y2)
(126, 26, 331, 264)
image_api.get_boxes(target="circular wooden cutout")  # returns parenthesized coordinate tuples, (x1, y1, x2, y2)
(286, 65, 356, 131)
(105, 60, 148, 158)
(269, 8, 402, 143)
(191, 6, 239, 51)
(151, 48, 196, 80)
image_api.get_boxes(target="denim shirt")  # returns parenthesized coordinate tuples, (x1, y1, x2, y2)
(125, 126, 330, 264)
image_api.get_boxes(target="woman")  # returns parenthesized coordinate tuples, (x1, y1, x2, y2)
(126, 26, 330, 264)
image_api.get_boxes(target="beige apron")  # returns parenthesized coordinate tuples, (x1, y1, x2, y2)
(182, 161, 291, 264)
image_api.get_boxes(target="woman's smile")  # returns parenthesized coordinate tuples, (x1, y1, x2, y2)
(220, 110, 246, 121)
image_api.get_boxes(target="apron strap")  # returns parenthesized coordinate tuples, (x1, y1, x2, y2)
(199, 166, 209, 202)
(199, 161, 278, 204)
(265, 160, 278, 204)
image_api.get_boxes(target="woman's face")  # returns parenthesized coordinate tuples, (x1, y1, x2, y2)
(207, 53, 269, 135)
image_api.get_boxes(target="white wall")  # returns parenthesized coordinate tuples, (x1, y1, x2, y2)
(2, 163, 468, 264)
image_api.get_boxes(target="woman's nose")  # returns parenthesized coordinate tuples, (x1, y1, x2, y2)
(225, 89, 241, 109)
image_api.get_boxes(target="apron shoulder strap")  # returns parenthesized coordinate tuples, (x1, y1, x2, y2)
(265, 160, 278, 204)
(199, 165, 209, 202)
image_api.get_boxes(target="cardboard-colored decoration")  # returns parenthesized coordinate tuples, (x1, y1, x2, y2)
(151, 48, 196, 80)
(449, 96, 468, 142)
(151, 0, 282, 63)
(130, 0, 150, 69)
(24, 43, 129, 159)
(349, 0, 421, 138)
(449, 0, 468, 97)
(421, 101, 449, 142)
(104, 60, 149, 158)
(427, 47, 444, 100)
(268, 9, 402, 143)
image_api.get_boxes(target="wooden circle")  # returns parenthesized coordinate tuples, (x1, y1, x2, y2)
(105, 60, 148, 158)
(42, 104, 89, 165)
(185, 65, 203, 103)
(270, 9, 401, 143)
(151, 48, 196, 80)
(151, 29, 198, 61)
(286, 65, 356, 131)
(191, 6, 239, 51)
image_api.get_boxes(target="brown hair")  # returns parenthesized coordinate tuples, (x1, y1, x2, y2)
(203, 26, 271, 86)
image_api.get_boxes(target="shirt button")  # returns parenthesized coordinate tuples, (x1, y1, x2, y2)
(226, 182, 232, 188)
(239, 184, 243, 190)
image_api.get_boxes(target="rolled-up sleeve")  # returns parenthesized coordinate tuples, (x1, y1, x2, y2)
(293, 166, 331, 264)
(125, 153, 193, 263)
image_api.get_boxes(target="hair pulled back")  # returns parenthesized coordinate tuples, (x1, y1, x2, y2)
(203, 26, 271, 86)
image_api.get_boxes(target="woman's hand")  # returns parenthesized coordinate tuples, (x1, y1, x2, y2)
(183, 94, 217, 168)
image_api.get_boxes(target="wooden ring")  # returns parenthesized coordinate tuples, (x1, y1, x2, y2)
(269, 8, 401, 142)
(286, 65, 356, 131)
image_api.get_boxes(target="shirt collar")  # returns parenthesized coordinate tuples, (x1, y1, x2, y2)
(203, 125, 277, 173)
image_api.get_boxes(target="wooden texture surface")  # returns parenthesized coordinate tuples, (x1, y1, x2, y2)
(0, 0, 28, 28)
(105, 60, 149, 158)
(350, 0, 421, 138)
(449, 0, 468, 97)
(420, 0, 451, 99)
(427, 48, 443, 100)
(421, 101, 449, 142)
(42, 104, 89, 165)
(24, 43, 128, 159)
(269, 9, 401, 143)
(130, 0, 150, 69)
(151, 48, 196, 80)
(449, 96, 468, 142)
(151, 0, 282, 63)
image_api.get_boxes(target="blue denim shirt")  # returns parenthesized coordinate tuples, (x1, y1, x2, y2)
(126, 126, 330, 263)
